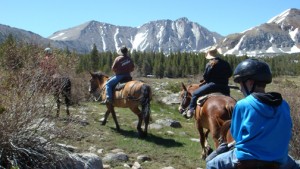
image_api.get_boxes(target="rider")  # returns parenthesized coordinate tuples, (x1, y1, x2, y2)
(102, 46, 134, 104)
(40, 47, 58, 77)
(184, 47, 232, 118)
(206, 58, 293, 169)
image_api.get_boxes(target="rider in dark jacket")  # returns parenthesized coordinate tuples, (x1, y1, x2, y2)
(184, 47, 232, 118)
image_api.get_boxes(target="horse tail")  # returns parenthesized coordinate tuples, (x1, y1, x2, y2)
(140, 84, 151, 124)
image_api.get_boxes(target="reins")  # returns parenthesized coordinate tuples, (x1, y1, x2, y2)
(93, 83, 106, 102)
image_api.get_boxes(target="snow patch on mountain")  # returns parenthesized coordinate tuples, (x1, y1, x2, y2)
(268, 9, 291, 24)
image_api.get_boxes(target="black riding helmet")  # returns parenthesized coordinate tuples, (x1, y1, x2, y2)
(233, 58, 272, 84)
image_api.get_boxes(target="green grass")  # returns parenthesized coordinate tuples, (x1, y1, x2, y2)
(54, 99, 208, 168)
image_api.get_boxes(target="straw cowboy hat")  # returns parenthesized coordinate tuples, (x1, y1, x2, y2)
(206, 47, 219, 59)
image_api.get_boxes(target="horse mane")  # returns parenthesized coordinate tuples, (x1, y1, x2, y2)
(93, 72, 109, 79)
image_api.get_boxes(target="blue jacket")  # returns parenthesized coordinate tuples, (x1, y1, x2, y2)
(231, 92, 292, 164)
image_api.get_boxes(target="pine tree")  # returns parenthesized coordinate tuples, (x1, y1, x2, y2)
(90, 44, 99, 72)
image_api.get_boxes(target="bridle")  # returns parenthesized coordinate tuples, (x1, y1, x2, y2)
(89, 78, 106, 102)
(179, 90, 190, 113)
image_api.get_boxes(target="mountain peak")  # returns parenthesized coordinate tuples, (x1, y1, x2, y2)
(267, 8, 300, 24)
(175, 17, 190, 22)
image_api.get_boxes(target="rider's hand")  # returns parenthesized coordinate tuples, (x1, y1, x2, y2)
(215, 143, 229, 154)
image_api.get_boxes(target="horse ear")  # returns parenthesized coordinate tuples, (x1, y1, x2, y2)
(89, 71, 94, 77)
(181, 82, 187, 91)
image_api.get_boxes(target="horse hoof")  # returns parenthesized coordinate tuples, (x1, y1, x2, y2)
(138, 132, 147, 138)
(100, 117, 106, 125)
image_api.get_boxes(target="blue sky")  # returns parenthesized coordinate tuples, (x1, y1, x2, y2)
(1, 0, 300, 38)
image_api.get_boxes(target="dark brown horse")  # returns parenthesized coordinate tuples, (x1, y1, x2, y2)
(89, 72, 152, 138)
(38, 74, 71, 117)
(178, 82, 236, 159)
(35, 73, 72, 117)
(51, 76, 71, 117)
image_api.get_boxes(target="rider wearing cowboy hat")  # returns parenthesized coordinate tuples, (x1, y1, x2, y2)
(184, 47, 232, 118)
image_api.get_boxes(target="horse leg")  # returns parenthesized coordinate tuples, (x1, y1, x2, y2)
(64, 90, 71, 116)
(204, 129, 213, 157)
(211, 126, 221, 149)
(108, 105, 120, 131)
(197, 121, 207, 160)
(130, 106, 144, 138)
(54, 92, 60, 117)
(101, 109, 110, 126)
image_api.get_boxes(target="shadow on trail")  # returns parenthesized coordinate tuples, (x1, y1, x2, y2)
(110, 127, 184, 148)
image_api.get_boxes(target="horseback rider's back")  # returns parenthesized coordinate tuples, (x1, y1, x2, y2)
(103, 46, 134, 104)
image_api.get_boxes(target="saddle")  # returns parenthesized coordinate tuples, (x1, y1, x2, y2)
(196, 92, 224, 107)
(114, 76, 132, 91)
(236, 160, 280, 169)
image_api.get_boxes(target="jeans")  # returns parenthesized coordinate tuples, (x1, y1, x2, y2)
(105, 73, 130, 101)
(188, 82, 230, 110)
(206, 149, 300, 169)
(206, 149, 238, 169)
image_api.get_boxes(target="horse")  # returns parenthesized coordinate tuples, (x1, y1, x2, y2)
(88, 72, 152, 138)
(51, 76, 71, 117)
(38, 74, 71, 117)
(178, 82, 236, 159)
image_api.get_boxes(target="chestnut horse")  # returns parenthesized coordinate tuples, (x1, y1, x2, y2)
(178, 82, 236, 159)
(89, 72, 152, 138)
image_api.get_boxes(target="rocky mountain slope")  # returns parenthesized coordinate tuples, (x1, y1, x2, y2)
(49, 17, 222, 54)
(218, 8, 300, 56)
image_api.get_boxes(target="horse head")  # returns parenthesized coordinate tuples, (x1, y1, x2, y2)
(178, 82, 192, 114)
(89, 72, 109, 101)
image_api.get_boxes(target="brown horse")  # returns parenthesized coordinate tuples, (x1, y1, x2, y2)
(89, 72, 152, 138)
(178, 82, 236, 159)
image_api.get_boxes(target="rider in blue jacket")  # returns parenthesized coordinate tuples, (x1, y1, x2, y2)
(206, 58, 296, 169)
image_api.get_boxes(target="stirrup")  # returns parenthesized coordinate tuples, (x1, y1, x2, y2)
(100, 99, 111, 105)
(186, 109, 194, 118)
